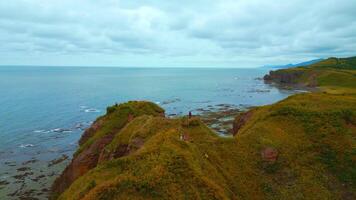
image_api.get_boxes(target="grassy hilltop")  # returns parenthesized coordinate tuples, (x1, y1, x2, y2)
(53, 57, 356, 200)
(264, 56, 356, 93)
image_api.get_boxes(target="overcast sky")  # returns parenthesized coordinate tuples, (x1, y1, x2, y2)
(0, 0, 355, 67)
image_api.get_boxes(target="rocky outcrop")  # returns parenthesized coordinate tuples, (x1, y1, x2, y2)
(53, 59, 356, 199)
(52, 134, 115, 195)
(261, 147, 279, 163)
(78, 119, 103, 146)
(232, 110, 254, 136)
(53, 93, 356, 200)
(51, 101, 165, 197)
(263, 69, 305, 85)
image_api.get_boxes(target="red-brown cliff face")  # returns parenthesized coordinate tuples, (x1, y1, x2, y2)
(51, 101, 165, 197)
(232, 110, 254, 136)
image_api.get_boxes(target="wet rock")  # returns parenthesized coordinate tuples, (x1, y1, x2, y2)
(22, 159, 38, 165)
(17, 167, 31, 172)
(75, 121, 92, 130)
(4, 161, 16, 166)
(13, 172, 34, 180)
(161, 98, 181, 105)
(20, 189, 39, 200)
(31, 175, 46, 182)
(48, 154, 69, 167)
(0, 180, 9, 186)
(47, 172, 57, 177)
(248, 89, 271, 93)
(196, 104, 241, 135)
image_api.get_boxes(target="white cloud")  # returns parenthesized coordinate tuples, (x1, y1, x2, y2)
(0, 0, 355, 67)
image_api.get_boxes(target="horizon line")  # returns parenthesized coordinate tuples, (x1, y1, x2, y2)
(0, 64, 265, 69)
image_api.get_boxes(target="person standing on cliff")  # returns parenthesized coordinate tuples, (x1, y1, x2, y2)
(189, 111, 192, 119)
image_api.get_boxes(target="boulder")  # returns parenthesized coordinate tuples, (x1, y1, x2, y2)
(261, 147, 279, 163)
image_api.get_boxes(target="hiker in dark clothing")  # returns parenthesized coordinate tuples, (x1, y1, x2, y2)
(189, 111, 192, 119)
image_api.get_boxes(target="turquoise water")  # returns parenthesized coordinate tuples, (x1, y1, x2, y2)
(0, 66, 295, 199)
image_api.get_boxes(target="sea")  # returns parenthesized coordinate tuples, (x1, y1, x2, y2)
(0, 66, 298, 199)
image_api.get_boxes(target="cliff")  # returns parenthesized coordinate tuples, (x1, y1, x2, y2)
(51, 101, 165, 197)
(53, 57, 356, 200)
(264, 56, 356, 92)
(53, 96, 355, 199)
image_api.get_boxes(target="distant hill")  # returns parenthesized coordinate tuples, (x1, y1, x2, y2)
(264, 56, 356, 92)
(263, 58, 324, 69)
(309, 56, 356, 70)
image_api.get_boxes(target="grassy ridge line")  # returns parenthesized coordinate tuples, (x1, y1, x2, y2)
(58, 93, 355, 199)
(264, 56, 356, 92)
(56, 56, 356, 199)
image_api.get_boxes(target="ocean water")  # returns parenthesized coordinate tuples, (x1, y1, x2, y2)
(0, 66, 297, 199)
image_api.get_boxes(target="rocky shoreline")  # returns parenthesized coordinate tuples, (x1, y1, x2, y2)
(0, 103, 253, 200)
(50, 57, 356, 199)
(50, 101, 251, 199)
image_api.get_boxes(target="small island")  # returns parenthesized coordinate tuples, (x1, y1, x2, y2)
(52, 57, 355, 199)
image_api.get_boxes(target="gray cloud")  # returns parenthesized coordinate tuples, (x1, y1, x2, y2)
(0, 0, 355, 67)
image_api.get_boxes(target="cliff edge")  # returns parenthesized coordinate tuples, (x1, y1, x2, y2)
(53, 57, 356, 200)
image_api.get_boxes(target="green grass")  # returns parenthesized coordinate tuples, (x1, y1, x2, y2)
(266, 56, 356, 90)
(58, 93, 356, 200)
(56, 56, 356, 200)
(75, 101, 164, 156)
(310, 56, 356, 70)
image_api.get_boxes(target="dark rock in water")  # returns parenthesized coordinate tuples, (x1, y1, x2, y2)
(195, 108, 208, 112)
(74, 121, 93, 130)
(19, 189, 39, 200)
(0, 180, 10, 186)
(4, 161, 17, 167)
(17, 167, 31, 172)
(22, 159, 38, 165)
(31, 175, 46, 182)
(48, 172, 56, 177)
(161, 98, 181, 105)
(48, 154, 69, 167)
(12, 172, 34, 180)
(248, 89, 271, 93)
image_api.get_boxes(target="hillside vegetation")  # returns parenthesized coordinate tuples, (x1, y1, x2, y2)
(264, 56, 356, 93)
(54, 57, 356, 200)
